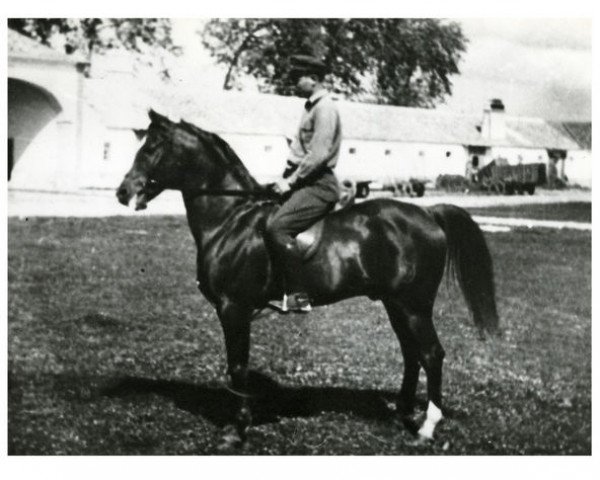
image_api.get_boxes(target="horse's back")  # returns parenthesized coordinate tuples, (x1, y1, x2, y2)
(323, 198, 445, 242)
(296, 198, 447, 303)
(288, 198, 446, 266)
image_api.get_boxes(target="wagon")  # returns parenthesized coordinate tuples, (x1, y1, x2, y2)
(346, 178, 426, 199)
(477, 161, 546, 195)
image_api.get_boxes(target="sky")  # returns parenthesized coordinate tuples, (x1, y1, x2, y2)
(442, 18, 592, 120)
(167, 18, 592, 120)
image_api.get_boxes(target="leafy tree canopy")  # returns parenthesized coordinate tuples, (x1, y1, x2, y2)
(202, 18, 468, 108)
(8, 18, 178, 78)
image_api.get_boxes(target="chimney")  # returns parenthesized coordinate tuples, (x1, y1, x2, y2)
(481, 98, 506, 142)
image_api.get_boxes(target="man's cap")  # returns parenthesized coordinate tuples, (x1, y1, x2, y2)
(289, 54, 328, 77)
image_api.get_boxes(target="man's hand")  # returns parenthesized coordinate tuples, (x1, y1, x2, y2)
(273, 178, 291, 194)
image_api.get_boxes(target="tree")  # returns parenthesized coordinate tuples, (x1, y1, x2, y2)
(202, 18, 467, 107)
(8, 18, 178, 78)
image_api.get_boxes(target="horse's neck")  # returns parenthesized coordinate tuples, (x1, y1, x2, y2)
(178, 132, 263, 250)
(181, 170, 257, 251)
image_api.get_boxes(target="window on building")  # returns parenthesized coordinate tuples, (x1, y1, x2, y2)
(418, 151, 425, 157)
(8, 138, 14, 181)
(103, 142, 111, 161)
(349, 147, 356, 154)
(264, 145, 272, 152)
(385, 149, 392, 156)
(446, 151, 451, 157)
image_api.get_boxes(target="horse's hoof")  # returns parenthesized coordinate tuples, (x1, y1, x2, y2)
(216, 426, 244, 452)
(216, 434, 243, 452)
(407, 435, 434, 448)
(398, 416, 419, 435)
(392, 412, 419, 436)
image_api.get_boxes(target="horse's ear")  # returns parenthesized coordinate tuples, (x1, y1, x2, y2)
(148, 109, 165, 124)
(133, 128, 147, 141)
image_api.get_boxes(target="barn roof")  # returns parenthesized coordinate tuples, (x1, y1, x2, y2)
(7, 28, 82, 64)
(141, 88, 484, 144)
(504, 117, 581, 150)
(83, 78, 589, 151)
(548, 121, 592, 150)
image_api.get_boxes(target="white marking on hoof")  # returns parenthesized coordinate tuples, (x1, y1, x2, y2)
(408, 435, 432, 447)
(282, 293, 289, 312)
(217, 425, 243, 451)
(417, 401, 443, 440)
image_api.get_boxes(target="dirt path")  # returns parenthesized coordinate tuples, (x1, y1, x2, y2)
(473, 216, 591, 231)
(7, 188, 592, 231)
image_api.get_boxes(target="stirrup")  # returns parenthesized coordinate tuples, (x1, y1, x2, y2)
(268, 293, 290, 314)
(268, 293, 312, 314)
(289, 292, 312, 313)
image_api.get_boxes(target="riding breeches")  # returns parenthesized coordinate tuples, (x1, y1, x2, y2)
(264, 171, 339, 294)
(265, 171, 340, 248)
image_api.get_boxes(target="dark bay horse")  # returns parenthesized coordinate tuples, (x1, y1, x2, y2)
(116, 110, 499, 447)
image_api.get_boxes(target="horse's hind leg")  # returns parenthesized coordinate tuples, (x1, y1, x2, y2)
(384, 299, 445, 441)
(383, 301, 421, 419)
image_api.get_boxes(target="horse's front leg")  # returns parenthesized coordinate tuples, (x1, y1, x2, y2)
(217, 299, 253, 450)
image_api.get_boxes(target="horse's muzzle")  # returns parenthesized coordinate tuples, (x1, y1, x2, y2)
(116, 182, 150, 210)
(116, 185, 131, 206)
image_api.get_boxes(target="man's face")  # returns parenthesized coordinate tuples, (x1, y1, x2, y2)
(296, 74, 316, 97)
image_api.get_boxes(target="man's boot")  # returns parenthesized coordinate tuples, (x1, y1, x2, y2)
(269, 241, 312, 313)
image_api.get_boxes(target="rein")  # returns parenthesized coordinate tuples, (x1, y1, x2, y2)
(183, 187, 282, 200)
(145, 178, 282, 201)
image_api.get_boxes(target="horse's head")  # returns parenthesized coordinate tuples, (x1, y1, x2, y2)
(117, 109, 259, 210)
(116, 109, 182, 210)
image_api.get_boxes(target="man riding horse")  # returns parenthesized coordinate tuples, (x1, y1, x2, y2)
(116, 60, 499, 447)
(266, 54, 342, 314)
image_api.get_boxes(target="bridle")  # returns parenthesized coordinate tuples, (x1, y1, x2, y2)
(141, 135, 282, 202)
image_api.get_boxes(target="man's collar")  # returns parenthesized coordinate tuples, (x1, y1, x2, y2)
(305, 89, 328, 110)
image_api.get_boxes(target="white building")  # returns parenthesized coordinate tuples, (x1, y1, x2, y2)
(8, 29, 85, 191)
(7, 29, 592, 194)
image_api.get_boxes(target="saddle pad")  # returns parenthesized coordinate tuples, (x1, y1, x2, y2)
(295, 219, 325, 260)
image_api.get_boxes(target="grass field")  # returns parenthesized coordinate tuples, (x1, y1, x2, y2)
(7, 203, 591, 455)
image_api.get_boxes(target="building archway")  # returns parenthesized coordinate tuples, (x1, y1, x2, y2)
(8, 78, 62, 181)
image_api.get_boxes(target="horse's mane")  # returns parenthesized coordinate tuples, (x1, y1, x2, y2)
(176, 119, 261, 190)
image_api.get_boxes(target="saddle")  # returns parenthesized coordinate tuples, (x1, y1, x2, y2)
(294, 190, 355, 261)
(295, 219, 326, 260)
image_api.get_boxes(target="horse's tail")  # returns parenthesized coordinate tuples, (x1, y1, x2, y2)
(428, 204, 500, 338)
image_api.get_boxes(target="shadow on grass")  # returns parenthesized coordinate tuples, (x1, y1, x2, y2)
(99, 370, 416, 430)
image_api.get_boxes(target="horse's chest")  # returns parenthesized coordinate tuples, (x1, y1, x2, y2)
(197, 250, 266, 301)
